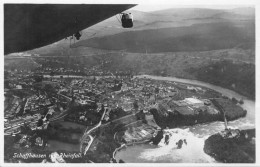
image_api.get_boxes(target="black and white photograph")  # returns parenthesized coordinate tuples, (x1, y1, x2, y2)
(2, 0, 258, 165)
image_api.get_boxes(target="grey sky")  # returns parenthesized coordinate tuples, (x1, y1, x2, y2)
(132, 4, 252, 12)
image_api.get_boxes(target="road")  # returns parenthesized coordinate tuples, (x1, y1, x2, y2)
(101, 111, 139, 128)
(57, 93, 72, 101)
(80, 110, 142, 155)
(80, 107, 107, 155)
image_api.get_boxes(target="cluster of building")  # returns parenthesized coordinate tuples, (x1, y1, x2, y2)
(4, 83, 62, 136)
(24, 94, 52, 112)
(4, 71, 35, 90)
(34, 60, 120, 76)
(4, 114, 41, 135)
(4, 96, 22, 118)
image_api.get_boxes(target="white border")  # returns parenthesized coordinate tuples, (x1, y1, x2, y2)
(1, 0, 259, 166)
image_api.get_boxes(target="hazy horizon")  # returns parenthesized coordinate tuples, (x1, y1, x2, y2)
(131, 4, 254, 12)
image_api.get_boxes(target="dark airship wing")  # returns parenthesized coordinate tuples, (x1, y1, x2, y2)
(4, 4, 136, 54)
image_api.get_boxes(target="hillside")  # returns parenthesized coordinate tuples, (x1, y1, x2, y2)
(5, 57, 40, 71)
(73, 21, 254, 53)
(186, 60, 255, 99)
(151, 8, 223, 18)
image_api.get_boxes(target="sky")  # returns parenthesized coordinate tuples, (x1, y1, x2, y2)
(131, 4, 252, 12)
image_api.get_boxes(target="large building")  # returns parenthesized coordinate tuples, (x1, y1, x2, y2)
(183, 98, 204, 107)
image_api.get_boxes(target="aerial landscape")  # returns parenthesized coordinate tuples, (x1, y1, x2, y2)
(3, 4, 255, 164)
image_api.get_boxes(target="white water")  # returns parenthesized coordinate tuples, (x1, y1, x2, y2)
(116, 128, 217, 163)
(115, 75, 255, 163)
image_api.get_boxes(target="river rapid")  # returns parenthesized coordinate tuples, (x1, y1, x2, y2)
(115, 75, 255, 163)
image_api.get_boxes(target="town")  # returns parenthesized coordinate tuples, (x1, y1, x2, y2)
(4, 61, 246, 163)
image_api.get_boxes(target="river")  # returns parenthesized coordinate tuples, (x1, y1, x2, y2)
(115, 75, 255, 163)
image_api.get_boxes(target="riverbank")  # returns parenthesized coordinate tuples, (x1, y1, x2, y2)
(185, 60, 255, 100)
(135, 75, 252, 101)
(113, 139, 150, 160)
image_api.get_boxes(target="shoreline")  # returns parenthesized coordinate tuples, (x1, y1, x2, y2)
(113, 139, 150, 161)
(135, 75, 252, 101)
